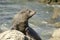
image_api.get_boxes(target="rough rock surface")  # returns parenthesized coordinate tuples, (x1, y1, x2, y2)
(49, 28, 60, 40)
(0, 30, 34, 40)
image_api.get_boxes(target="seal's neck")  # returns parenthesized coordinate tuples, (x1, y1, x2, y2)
(19, 21, 29, 28)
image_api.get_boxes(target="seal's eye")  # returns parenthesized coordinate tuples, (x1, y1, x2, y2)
(29, 11, 31, 13)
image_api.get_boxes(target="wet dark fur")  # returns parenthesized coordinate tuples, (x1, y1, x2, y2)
(11, 9, 41, 40)
(26, 27, 41, 40)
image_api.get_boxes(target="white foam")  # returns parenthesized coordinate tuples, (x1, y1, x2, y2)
(41, 21, 48, 24)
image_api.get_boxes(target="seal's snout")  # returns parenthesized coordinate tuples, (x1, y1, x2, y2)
(28, 9, 36, 18)
(29, 9, 36, 15)
(30, 10, 36, 16)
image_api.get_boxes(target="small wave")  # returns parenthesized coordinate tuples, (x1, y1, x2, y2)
(41, 21, 48, 24)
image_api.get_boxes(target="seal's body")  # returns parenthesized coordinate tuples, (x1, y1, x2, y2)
(26, 27, 41, 40)
(11, 9, 41, 40)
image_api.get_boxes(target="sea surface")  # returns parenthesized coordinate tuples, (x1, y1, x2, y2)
(0, 1, 58, 40)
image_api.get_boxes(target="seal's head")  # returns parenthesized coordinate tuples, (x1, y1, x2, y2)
(19, 9, 36, 20)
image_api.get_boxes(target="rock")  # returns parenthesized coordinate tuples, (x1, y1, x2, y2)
(52, 29, 60, 38)
(47, 7, 60, 28)
(47, 7, 60, 24)
(54, 22, 60, 28)
(37, 0, 60, 4)
(50, 38, 60, 40)
(38, 0, 47, 3)
(0, 30, 34, 40)
(49, 28, 60, 40)
(52, 7, 60, 20)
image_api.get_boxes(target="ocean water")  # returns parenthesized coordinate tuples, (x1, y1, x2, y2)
(0, 1, 57, 40)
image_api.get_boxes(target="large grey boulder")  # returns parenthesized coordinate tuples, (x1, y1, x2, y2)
(0, 30, 34, 40)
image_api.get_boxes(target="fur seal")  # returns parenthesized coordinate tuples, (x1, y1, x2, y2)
(11, 8, 41, 40)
